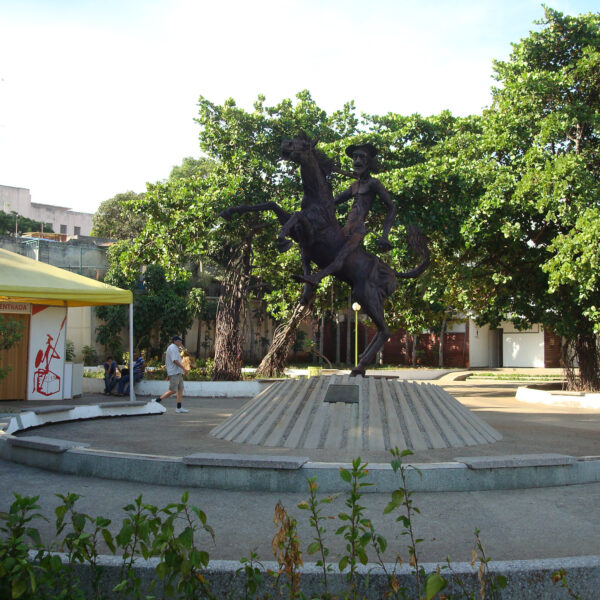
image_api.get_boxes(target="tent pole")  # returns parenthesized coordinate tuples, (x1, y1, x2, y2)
(129, 303, 135, 401)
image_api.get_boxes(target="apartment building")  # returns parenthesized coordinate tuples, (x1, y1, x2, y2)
(0, 184, 93, 236)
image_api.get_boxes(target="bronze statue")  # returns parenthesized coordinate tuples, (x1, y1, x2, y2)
(220, 134, 429, 376)
(285, 142, 397, 287)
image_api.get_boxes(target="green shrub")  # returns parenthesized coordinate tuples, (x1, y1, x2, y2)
(65, 340, 75, 362)
(82, 345, 99, 366)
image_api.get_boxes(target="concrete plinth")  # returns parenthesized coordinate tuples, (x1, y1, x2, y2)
(211, 375, 502, 451)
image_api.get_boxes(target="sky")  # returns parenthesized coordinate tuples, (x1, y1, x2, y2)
(0, 0, 598, 215)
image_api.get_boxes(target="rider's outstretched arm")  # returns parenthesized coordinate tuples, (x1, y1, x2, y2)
(334, 185, 354, 205)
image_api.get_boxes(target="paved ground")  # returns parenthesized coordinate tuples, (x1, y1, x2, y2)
(1, 374, 599, 565)
(3, 377, 598, 464)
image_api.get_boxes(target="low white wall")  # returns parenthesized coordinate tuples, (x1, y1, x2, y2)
(516, 386, 600, 409)
(83, 377, 274, 398)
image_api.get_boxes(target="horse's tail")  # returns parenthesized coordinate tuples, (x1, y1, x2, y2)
(395, 225, 430, 279)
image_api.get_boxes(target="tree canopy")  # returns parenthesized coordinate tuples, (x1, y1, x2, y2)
(111, 7, 600, 389)
(0, 211, 52, 236)
(457, 7, 600, 389)
(91, 191, 147, 239)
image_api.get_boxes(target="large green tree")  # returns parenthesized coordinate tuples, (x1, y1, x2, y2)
(169, 156, 215, 181)
(95, 243, 193, 360)
(118, 94, 467, 377)
(0, 211, 52, 236)
(132, 264, 193, 354)
(91, 191, 147, 239)
(122, 92, 361, 379)
(460, 7, 600, 390)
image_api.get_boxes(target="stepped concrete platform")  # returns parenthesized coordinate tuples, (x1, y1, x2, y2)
(211, 375, 502, 450)
(0, 376, 598, 494)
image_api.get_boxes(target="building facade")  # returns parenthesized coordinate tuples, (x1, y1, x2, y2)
(0, 184, 93, 236)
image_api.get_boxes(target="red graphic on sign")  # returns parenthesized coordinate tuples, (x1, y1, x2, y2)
(33, 315, 66, 396)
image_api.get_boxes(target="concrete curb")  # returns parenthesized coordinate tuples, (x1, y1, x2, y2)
(517, 385, 600, 410)
(2, 400, 165, 434)
(1, 431, 599, 493)
(30, 551, 600, 599)
(435, 370, 473, 382)
(2, 403, 600, 493)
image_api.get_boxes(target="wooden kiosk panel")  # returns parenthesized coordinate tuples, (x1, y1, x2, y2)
(0, 313, 30, 401)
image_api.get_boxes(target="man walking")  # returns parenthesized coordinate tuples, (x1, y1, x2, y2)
(154, 336, 189, 413)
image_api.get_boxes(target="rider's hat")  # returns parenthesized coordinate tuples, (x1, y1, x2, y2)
(345, 143, 378, 159)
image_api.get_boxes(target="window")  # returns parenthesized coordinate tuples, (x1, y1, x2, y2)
(74, 226, 81, 236)
(60, 224, 67, 234)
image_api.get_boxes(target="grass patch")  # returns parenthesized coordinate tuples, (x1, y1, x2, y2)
(468, 373, 563, 381)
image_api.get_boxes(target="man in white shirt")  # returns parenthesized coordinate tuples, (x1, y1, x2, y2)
(154, 335, 189, 413)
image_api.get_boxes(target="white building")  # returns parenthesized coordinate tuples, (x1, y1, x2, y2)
(467, 319, 560, 368)
(0, 184, 93, 236)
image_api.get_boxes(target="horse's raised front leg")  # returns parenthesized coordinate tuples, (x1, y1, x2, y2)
(278, 211, 314, 253)
(277, 212, 302, 253)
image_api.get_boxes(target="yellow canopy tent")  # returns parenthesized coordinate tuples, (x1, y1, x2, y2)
(0, 248, 135, 400)
(0, 248, 132, 306)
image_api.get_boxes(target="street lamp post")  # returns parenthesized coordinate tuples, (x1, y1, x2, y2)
(351, 302, 361, 367)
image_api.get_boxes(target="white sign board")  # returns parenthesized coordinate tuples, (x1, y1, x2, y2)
(0, 301, 31, 314)
(27, 306, 67, 400)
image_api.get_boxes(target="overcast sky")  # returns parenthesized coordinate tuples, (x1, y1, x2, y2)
(0, 0, 597, 215)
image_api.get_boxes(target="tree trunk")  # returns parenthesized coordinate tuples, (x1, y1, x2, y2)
(335, 318, 341, 365)
(311, 316, 318, 364)
(412, 333, 417, 367)
(569, 333, 600, 392)
(248, 305, 255, 364)
(212, 241, 252, 381)
(257, 302, 312, 377)
(319, 314, 325, 365)
(196, 320, 202, 359)
(438, 315, 447, 368)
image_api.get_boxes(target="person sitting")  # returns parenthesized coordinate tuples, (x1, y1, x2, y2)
(117, 352, 146, 396)
(103, 355, 118, 395)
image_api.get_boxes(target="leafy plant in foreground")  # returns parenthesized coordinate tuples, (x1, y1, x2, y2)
(272, 501, 303, 599)
(297, 477, 337, 599)
(337, 458, 374, 599)
(55, 492, 113, 600)
(113, 494, 162, 599)
(385, 448, 446, 600)
(152, 491, 216, 599)
(0, 493, 45, 600)
(236, 550, 267, 600)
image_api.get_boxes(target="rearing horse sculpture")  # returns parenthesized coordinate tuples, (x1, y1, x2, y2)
(220, 134, 429, 376)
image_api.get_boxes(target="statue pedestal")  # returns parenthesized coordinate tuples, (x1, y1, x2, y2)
(210, 375, 501, 451)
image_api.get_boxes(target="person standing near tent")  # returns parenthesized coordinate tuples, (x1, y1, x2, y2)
(154, 336, 189, 413)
